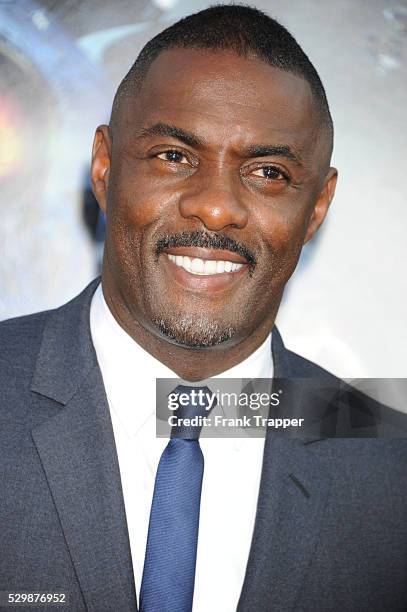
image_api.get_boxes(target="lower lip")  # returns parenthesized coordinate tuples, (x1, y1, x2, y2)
(160, 254, 249, 293)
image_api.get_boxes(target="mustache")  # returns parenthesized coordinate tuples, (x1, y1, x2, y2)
(155, 230, 257, 268)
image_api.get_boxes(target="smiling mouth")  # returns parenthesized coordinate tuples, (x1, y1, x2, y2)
(160, 246, 250, 292)
(166, 253, 244, 275)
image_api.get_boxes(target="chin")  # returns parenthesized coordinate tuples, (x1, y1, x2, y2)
(151, 313, 237, 348)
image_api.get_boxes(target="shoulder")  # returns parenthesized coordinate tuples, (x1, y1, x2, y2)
(0, 311, 52, 442)
(0, 309, 59, 425)
(0, 279, 99, 416)
(0, 279, 99, 371)
(280, 347, 407, 480)
(272, 326, 339, 384)
(285, 346, 339, 382)
(277, 336, 407, 438)
(0, 309, 50, 378)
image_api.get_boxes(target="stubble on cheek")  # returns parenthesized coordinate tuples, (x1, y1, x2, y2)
(105, 201, 144, 304)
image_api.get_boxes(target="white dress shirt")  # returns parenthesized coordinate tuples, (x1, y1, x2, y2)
(90, 282, 273, 611)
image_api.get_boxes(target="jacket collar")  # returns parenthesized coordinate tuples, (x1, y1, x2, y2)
(31, 277, 101, 404)
(271, 324, 294, 378)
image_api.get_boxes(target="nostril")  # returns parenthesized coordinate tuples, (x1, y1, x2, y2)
(178, 196, 248, 231)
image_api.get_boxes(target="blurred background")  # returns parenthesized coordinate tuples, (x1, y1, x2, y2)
(1, 0, 406, 380)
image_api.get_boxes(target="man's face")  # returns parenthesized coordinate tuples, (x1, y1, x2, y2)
(92, 48, 336, 348)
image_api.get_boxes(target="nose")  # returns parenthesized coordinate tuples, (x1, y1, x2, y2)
(178, 173, 248, 231)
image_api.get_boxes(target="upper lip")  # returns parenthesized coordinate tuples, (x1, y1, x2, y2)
(162, 247, 248, 264)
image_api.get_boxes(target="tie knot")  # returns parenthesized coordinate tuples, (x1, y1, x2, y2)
(169, 385, 216, 440)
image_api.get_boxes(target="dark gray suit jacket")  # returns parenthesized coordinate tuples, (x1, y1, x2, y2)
(0, 278, 406, 612)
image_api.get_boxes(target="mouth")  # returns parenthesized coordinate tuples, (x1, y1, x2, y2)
(166, 253, 245, 275)
(160, 247, 249, 292)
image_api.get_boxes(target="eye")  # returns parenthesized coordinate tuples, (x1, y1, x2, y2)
(156, 149, 189, 164)
(251, 165, 288, 181)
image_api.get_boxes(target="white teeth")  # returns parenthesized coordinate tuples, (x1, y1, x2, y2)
(216, 260, 225, 274)
(166, 254, 244, 275)
(191, 258, 204, 273)
(204, 260, 217, 274)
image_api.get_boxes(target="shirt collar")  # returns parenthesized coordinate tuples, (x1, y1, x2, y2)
(90, 282, 273, 436)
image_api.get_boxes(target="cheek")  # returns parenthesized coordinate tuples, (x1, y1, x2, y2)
(107, 184, 182, 252)
(256, 203, 310, 283)
(106, 166, 159, 233)
(108, 156, 182, 224)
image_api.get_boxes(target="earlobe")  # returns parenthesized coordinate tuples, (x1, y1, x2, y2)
(303, 167, 338, 244)
(91, 125, 112, 214)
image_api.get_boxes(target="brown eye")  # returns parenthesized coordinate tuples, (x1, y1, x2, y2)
(157, 150, 189, 164)
(252, 166, 286, 180)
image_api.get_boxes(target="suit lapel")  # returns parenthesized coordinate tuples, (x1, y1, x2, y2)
(237, 437, 331, 611)
(237, 328, 332, 611)
(31, 279, 137, 612)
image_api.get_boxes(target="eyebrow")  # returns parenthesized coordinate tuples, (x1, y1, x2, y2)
(138, 122, 302, 165)
(243, 144, 302, 165)
(137, 122, 206, 148)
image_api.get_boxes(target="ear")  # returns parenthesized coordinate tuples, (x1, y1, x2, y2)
(303, 167, 338, 244)
(91, 125, 112, 214)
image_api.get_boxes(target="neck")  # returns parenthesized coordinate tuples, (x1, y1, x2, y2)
(101, 276, 279, 382)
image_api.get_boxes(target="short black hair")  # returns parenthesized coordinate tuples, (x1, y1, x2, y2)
(111, 4, 333, 148)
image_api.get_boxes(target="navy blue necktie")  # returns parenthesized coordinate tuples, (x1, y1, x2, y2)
(139, 385, 215, 612)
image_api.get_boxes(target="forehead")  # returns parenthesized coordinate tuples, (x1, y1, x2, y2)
(122, 48, 321, 157)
